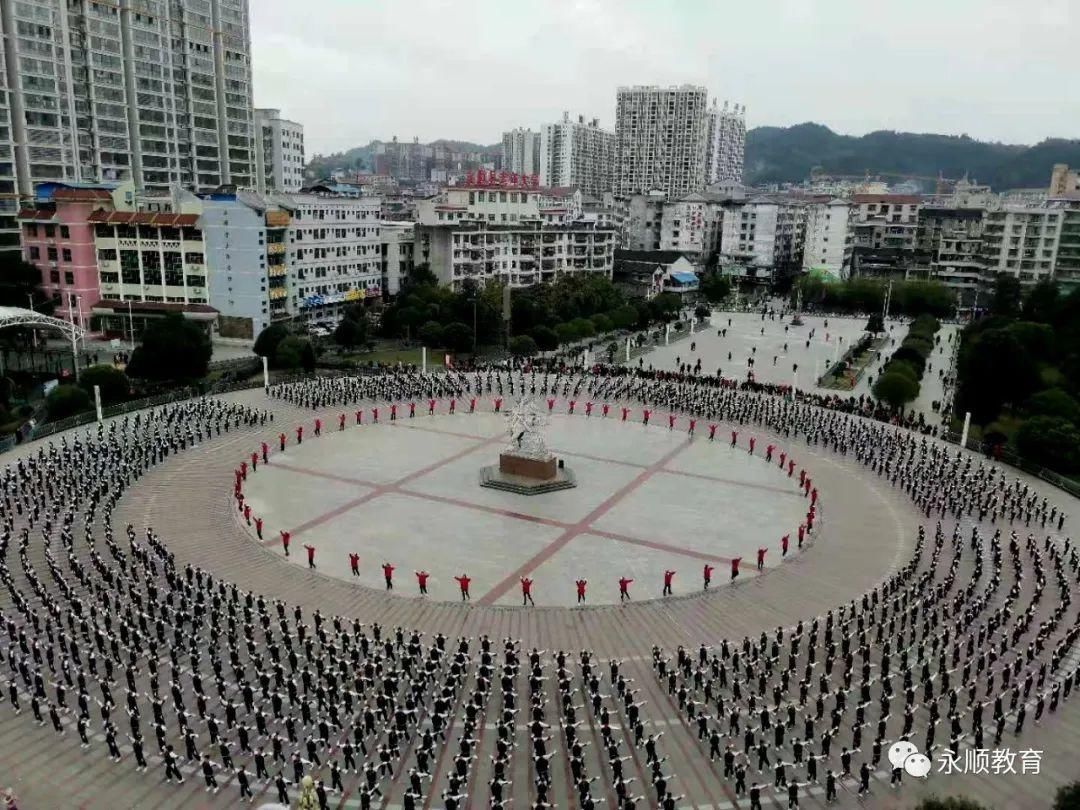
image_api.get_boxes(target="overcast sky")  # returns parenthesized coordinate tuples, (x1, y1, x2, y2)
(251, 0, 1079, 156)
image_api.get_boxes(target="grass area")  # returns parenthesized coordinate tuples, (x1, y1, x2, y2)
(338, 347, 446, 368)
(819, 337, 884, 390)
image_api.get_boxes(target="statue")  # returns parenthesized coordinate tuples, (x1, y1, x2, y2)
(503, 395, 549, 459)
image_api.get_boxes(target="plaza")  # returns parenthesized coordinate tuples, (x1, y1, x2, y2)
(1, 359, 1078, 810)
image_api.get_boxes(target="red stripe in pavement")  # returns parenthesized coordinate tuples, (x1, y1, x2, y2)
(389, 420, 494, 442)
(476, 438, 692, 605)
(280, 433, 503, 538)
(269, 461, 378, 487)
(659, 466, 801, 497)
(589, 529, 733, 563)
(395, 488, 571, 529)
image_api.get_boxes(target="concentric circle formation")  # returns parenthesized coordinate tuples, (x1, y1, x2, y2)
(238, 411, 816, 606)
(3, 360, 1080, 810)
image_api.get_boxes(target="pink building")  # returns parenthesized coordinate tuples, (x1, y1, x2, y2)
(17, 186, 115, 327)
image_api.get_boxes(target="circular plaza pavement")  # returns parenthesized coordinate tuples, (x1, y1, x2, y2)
(239, 412, 814, 606)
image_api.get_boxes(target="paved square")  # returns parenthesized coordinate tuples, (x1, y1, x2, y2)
(239, 412, 812, 605)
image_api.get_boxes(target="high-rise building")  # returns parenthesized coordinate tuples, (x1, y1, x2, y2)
(802, 198, 853, 279)
(614, 85, 709, 199)
(539, 112, 615, 196)
(501, 128, 541, 176)
(705, 101, 746, 185)
(0, 0, 255, 200)
(255, 109, 305, 193)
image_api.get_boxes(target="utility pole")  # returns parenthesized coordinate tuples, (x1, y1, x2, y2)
(67, 294, 80, 381)
(882, 280, 893, 320)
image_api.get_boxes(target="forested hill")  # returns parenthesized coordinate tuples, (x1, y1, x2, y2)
(745, 123, 1080, 189)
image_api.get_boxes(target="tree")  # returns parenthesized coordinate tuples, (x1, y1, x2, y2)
(694, 304, 710, 320)
(78, 364, 129, 405)
(1024, 278, 1060, 323)
(590, 313, 613, 334)
(418, 320, 444, 347)
(989, 273, 1022, 317)
(699, 272, 731, 304)
(1026, 388, 1080, 423)
(46, 384, 92, 420)
(333, 315, 368, 349)
(508, 335, 538, 357)
(957, 328, 1040, 424)
(441, 322, 474, 353)
(530, 325, 559, 351)
(914, 797, 989, 810)
(609, 305, 638, 330)
(873, 371, 919, 410)
(0, 255, 55, 315)
(274, 335, 308, 369)
(1053, 780, 1080, 810)
(865, 313, 885, 334)
(126, 313, 211, 381)
(300, 339, 316, 373)
(254, 323, 290, 361)
(1016, 416, 1080, 473)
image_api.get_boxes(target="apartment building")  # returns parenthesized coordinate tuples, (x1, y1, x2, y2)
(255, 108, 305, 193)
(912, 207, 985, 302)
(17, 183, 123, 323)
(849, 193, 921, 278)
(981, 205, 1062, 288)
(501, 128, 541, 176)
(659, 193, 721, 261)
(625, 193, 665, 251)
(0, 0, 255, 198)
(1049, 164, 1080, 198)
(705, 101, 746, 185)
(801, 198, 852, 279)
(539, 112, 615, 197)
(719, 196, 806, 284)
(416, 183, 615, 291)
(379, 220, 414, 297)
(1048, 200, 1080, 294)
(615, 85, 709, 198)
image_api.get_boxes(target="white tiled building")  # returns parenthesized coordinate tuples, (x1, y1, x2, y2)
(705, 101, 746, 185)
(255, 109, 305, 193)
(539, 112, 615, 197)
(0, 0, 256, 194)
(659, 193, 721, 261)
(719, 197, 807, 284)
(501, 128, 541, 176)
(981, 205, 1061, 287)
(416, 184, 615, 291)
(615, 85, 709, 198)
(802, 198, 852, 278)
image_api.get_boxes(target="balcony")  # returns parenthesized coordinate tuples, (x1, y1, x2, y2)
(268, 243, 286, 255)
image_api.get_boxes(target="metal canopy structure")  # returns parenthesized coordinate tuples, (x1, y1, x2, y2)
(0, 306, 85, 341)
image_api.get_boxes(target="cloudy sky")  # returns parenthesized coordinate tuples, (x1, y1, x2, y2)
(251, 0, 1078, 156)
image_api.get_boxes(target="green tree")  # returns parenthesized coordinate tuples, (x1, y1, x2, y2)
(890, 346, 926, 376)
(609, 305, 639, 330)
(78, 364, 129, 405)
(333, 316, 368, 349)
(0, 255, 55, 314)
(865, 313, 885, 334)
(957, 328, 1041, 424)
(46, 384, 92, 420)
(699, 272, 731, 304)
(1053, 780, 1080, 810)
(1026, 388, 1080, 422)
(274, 335, 308, 369)
(1023, 278, 1060, 323)
(914, 796, 989, 810)
(555, 321, 582, 344)
(530, 325, 559, 351)
(873, 371, 919, 410)
(254, 322, 290, 361)
(441, 321, 474, 353)
(694, 303, 711, 320)
(590, 313, 613, 334)
(1004, 321, 1054, 361)
(989, 273, 1022, 318)
(300, 339, 316, 372)
(508, 335, 538, 357)
(1016, 416, 1080, 473)
(418, 320, 444, 347)
(126, 313, 211, 381)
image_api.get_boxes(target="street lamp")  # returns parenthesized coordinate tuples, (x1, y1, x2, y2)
(67, 293, 80, 380)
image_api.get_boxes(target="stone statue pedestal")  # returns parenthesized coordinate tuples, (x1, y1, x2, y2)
(499, 451, 557, 480)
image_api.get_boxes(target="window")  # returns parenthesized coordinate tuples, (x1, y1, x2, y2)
(25, 223, 37, 237)
(59, 225, 69, 238)
(98, 248, 117, 261)
(29, 246, 40, 260)
(49, 270, 60, 283)
(47, 246, 58, 261)
(64, 272, 74, 285)
(62, 248, 71, 262)
(44, 224, 55, 238)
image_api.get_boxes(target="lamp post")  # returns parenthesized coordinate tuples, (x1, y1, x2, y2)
(26, 293, 38, 348)
(127, 299, 135, 351)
